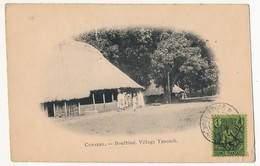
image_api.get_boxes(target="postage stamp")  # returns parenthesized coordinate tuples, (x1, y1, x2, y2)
(212, 115, 247, 156)
(200, 103, 239, 142)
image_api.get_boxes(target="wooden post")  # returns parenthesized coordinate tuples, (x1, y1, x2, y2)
(68, 103, 70, 116)
(45, 106, 48, 117)
(74, 104, 76, 116)
(42, 104, 45, 112)
(64, 101, 67, 117)
(92, 93, 96, 110)
(53, 103, 56, 117)
(43, 105, 47, 116)
(103, 93, 106, 111)
(78, 101, 81, 115)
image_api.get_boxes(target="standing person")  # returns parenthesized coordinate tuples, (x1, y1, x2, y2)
(117, 90, 123, 111)
(127, 93, 131, 107)
(123, 92, 128, 110)
(117, 90, 120, 111)
(132, 93, 137, 111)
(124, 92, 128, 109)
(137, 91, 145, 108)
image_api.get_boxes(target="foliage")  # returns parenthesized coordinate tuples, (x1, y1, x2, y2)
(76, 27, 162, 87)
(75, 27, 219, 100)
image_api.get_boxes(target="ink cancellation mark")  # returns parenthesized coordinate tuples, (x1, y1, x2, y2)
(199, 103, 247, 157)
(200, 103, 239, 142)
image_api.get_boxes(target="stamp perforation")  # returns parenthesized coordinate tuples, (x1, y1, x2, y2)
(211, 114, 247, 157)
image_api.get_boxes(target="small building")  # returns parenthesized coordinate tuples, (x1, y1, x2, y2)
(41, 40, 143, 117)
(143, 81, 164, 104)
(143, 81, 184, 104)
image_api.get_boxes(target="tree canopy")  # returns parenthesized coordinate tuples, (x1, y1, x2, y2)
(75, 27, 218, 101)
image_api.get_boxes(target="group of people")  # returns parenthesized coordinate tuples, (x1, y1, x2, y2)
(117, 90, 145, 111)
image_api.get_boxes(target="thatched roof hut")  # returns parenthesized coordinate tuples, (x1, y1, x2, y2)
(143, 81, 164, 96)
(143, 81, 184, 97)
(42, 40, 143, 117)
(143, 81, 185, 104)
(172, 84, 184, 94)
(44, 40, 143, 102)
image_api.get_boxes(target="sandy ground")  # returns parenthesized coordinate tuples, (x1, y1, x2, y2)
(51, 101, 214, 136)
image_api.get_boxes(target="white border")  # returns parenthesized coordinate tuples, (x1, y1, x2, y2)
(1, 1, 259, 166)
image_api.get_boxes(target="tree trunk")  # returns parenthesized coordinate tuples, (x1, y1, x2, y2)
(167, 71, 171, 104)
(163, 86, 168, 104)
(163, 86, 171, 104)
(171, 72, 181, 103)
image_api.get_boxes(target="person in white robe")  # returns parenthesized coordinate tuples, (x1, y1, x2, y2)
(132, 93, 137, 111)
(127, 93, 131, 107)
(137, 91, 145, 108)
(117, 91, 124, 111)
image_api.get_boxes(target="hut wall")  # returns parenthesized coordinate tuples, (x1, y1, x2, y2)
(144, 95, 164, 104)
(54, 105, 65, 117)
(80, 101, 117, 113)
(67, 104, 80, 116)
(48, 102, 80, 117)
(44, 103, 54, 117)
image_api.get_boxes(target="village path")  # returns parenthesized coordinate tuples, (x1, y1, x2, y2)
(52, 101, 213, 136)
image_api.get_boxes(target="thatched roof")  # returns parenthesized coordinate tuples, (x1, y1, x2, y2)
(43, 40, 143, 102)
(143, 81, 164, 96)
(143, 81, 184, 97)
(172, 84, 184, 93)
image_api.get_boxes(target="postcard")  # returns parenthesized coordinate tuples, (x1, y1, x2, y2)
(6, 4, 255, 162)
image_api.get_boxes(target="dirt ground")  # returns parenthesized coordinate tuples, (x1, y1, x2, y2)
(51, 101, 214, 136)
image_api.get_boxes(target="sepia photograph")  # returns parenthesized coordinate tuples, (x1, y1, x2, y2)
(41, 27, 219, 136)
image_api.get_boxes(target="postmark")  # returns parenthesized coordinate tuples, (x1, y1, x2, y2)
(200, 103, 239, 142)
(212, 115, 246, 156)
(200, 103, 247, 157)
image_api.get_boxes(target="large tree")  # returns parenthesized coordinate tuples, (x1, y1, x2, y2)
(151, 32, 218, 102)
(76, 27, 218, 102)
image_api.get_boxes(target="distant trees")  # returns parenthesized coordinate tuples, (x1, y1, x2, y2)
(76, 27, 218, 103)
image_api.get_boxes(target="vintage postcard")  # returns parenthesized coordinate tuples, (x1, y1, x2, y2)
(6, 4, 255, 162)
